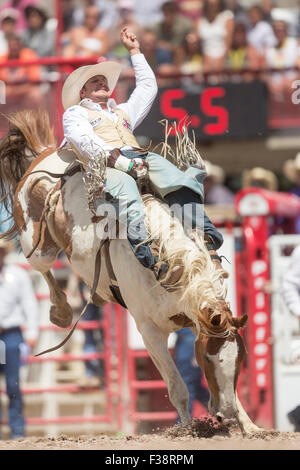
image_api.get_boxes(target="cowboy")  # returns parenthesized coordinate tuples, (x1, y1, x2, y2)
(242, 167, 278, 192)
(283, 153, 300, 235)
(0, 239, 39, 439)
(62, 27, 226, 286)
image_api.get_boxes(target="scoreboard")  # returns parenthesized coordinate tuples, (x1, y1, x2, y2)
(136, 81, 268, 140)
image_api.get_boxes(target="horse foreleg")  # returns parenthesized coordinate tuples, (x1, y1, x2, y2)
(42, 271, 73, 328)
(138, 321, 191, 425)
(235, 393, 264, 435)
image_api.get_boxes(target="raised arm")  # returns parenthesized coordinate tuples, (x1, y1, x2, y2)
(118, 27, 158, 130)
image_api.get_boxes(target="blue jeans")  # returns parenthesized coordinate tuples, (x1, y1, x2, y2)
(81, 304, 104, 378)
(174, 328, 210, 419)
(0, 328, 25, 439)
(102, 152, 223, 268)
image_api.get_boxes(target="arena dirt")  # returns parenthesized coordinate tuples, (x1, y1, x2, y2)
(0, 418, 299, 450)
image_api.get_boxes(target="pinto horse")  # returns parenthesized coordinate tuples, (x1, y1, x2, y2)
(0, 110, 261, 435)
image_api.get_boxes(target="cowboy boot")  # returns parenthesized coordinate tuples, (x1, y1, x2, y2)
(153, 261, 184, 287)
(151, 240, 184, 287)
(204, 234, 229, 279)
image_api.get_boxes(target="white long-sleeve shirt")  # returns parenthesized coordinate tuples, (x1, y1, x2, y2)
(281, 245, 300, 317)
(0, 264, 39, 340)
(247, 21, 277, 51)
(63, 53, 158, 160)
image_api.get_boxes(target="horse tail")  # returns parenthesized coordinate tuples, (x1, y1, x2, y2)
(0, 109, 56, 239)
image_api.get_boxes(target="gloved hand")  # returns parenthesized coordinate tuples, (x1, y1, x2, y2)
(128, 158, 149, 180)
(107, 149, 149, 180)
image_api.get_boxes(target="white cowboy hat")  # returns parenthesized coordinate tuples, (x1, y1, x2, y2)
(283, 153, 300, 183)
(242, 167, 278, 191)
(204, 160, 225, 185)
(62, 61, 123, 110)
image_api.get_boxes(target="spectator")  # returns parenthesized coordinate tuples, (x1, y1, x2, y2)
(242, 167, 278, 191)
(63, 4, 108, 58)
(152, 1, 193, 55)
(283, 153, 300, 234)
(264, 20, 299, 101)
(0, 204, 12, 234)
(0, 34, 44, 110)
(0, 0, 36, 33)
(261, 0, 276, 24)
(22, 6, 55, 57)
(280, 245, 300, 431)
(0, 239, 39, 439)
(108, 0, 142, 64)
(247, 5, 276, 52)
(140, 29, 175, 74)
(268, 20, 299, 69)
(134, 0, 166, 27)
(0, 8, 18, 55)
(62, 0, 77, 33)
(226, 22, 264, 72)
(288, 405, 300, 432)
(281, 245, 300, 322)
(176, 0, 203, 22)
(77, 282, 104, 388)
(226, 0, 249, 27)
(196, 0, 234, 73)
(174, 328, 210, 419)
(72, 0, 118, 32)
(175, 31, 203, 75)
(204, 160, 235, 205)
(66, 272, 104, 388)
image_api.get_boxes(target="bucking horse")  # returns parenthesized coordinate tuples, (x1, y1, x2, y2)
(0, 109, 262, 435)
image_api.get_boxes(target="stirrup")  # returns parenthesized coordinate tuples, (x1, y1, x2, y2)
(208, 250, 229, 279)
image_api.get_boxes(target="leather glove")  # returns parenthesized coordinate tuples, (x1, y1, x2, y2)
(128, 158, 149, 180)
(107, 149, 149, 180)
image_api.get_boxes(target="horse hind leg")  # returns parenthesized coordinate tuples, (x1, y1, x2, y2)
(42, 270, 73, 328)
(19, 227, 74, 328)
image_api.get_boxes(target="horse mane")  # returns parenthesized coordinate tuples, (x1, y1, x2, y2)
(0, 109, 56, 239)
(143, 195, 229, 337)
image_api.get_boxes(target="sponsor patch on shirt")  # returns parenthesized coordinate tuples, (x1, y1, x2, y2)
(90, 117, 102, 128)
(123, 119, 131, 130)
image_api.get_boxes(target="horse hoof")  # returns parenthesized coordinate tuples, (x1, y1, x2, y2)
(50, 304, 73, 328)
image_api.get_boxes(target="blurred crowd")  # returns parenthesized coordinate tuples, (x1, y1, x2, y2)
(0, 1, 300, 94)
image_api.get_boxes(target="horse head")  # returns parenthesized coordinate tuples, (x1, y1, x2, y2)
(194, 301, 248, 426)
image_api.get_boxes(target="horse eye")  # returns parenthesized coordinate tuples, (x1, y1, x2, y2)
(205, 354, 211, 364)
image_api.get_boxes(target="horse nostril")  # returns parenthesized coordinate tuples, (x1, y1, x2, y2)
(216, 414, 223, 423)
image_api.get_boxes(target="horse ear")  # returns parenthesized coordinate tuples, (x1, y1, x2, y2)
(232, 314, 248, 329)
